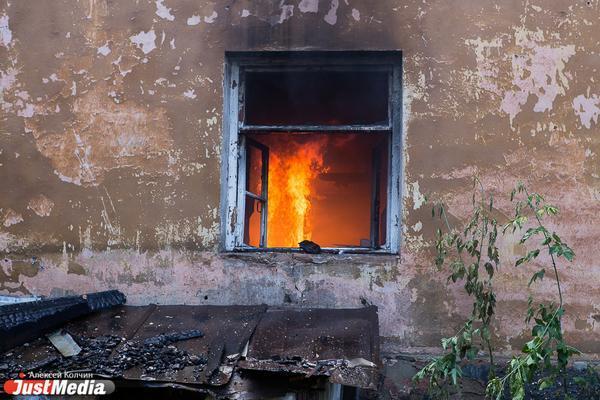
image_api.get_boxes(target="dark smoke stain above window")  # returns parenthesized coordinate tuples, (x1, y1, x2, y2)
(223, 52, 402, 254)
(243, 71, 389, 126)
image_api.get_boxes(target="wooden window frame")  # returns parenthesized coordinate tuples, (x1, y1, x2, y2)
(243, 138, 269, 248)
(221, 51, 403, 254)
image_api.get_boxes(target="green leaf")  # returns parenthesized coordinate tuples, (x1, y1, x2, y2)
(486, 377, 503, 400)
(515, 215, 528, 229)
(520, 227, 547, 243)
(539, 377, 553, 390)
(513, 385, 525, 400)
(523, 339, 537, 352)
(450, 367, 460, 386)
(466, 347, 477, 360)
(481, 326, 490, 341)
(549, 242, 575, 261)
(562, 245, 575, 261)
(484, 262, 494, 278)
(441, 337, 451, 350)
(573, 376, 587, 386)
(517, 249, 540, 267)
(528, 269, 545, 287)
(544, 205, 558, 215)
(527, 249, 540, 260)
(552, 232, 562, 243)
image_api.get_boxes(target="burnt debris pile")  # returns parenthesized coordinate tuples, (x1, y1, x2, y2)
(0, 330, 207, 379)
(0, 303, 381, 394)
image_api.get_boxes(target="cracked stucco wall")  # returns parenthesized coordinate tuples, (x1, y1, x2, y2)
(1, 0, 599, 357)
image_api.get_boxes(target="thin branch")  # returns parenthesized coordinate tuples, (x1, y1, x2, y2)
(522, 188, 563, 308)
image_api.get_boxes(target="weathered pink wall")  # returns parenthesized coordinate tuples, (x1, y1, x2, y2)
(1, 0, 599, 356)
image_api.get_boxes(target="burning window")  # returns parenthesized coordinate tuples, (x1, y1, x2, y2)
(223, 53, 402, 253)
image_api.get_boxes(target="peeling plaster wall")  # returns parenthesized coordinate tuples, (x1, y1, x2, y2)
(1, 0, 599, 357)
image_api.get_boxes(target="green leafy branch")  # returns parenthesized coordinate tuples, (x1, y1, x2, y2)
(414, 177, 500, 398)
(486, 183, 579, 400)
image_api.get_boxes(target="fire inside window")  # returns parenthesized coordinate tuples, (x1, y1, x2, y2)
(223, 53, 402, 253)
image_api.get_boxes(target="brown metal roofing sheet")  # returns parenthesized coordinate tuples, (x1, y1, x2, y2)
(0, 304, 379, 390)
(247, 306, 379, 363)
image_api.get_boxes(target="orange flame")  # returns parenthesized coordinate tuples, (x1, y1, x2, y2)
(267, 138, 327, 247)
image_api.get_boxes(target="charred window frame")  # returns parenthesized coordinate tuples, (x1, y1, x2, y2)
(221, 52, 403, 254)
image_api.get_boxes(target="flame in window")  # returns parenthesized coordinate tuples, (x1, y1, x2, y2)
(267, 138, 327, 247)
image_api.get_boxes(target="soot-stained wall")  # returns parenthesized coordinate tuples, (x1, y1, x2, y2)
(1, 0, 599, 357)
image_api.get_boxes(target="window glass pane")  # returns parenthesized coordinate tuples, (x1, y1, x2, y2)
(243, 196, 262, 247)
(244, 70, 388, 126)
(247, 132, 389, 248)
(246, 143, 263, 196)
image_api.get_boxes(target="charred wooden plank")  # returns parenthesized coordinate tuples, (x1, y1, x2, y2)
(0, 290, 126, 352)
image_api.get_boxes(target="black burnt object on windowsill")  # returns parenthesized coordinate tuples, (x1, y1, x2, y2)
(299, 240, 321, 254)
(0, 290, 126, 352)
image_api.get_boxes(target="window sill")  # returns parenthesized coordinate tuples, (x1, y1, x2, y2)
(229, 246, 396, 256)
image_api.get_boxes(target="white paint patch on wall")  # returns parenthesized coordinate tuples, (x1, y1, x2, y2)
(411, 182, 425, 210)
(17, 103, 35, 118)
(130, 30, 157, 54)
(412, 221, 422, 232)
(0, 68, 37, 119)
(500, 28, 575, 125)
(0, 14, 12, 47)
(196, 217, 220, 248)
(206, 116, 217, 126)
(0, 68, 18, 111)
(28, 194, 55, 217)
(299, 0, 319, 13)
(466, 36, 504, 96)
(241, 9, 250, 18)
(204, 11, 218, 24)
(3, 209, 23, 227)
(278, 5, 294, 24)
(187, 15, 201, 26)
(0, 232, 28, 252)
(324, 0, 339, 25)
(155, 0, 175, 21)
(573, 93, 600, 129)
(97, 42, 111, 56)
(183, 89, 196, 99)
